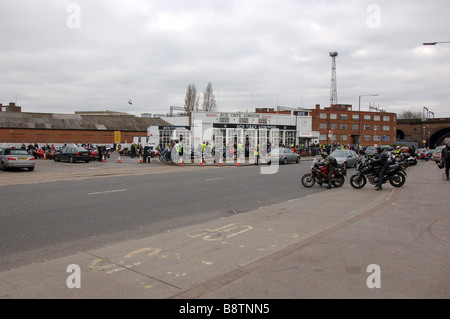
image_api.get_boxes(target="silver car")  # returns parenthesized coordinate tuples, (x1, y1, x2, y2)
(0, 148, 36, 171)
(329, 149, 359, 168)
(265, 148, 300, 165)
(432, 145, 445, 163)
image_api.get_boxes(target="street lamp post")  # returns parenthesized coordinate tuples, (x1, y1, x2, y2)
(423, 41, 450, 45)
(358, 94, 380, 147)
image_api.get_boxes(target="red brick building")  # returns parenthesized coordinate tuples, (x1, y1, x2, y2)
(0, 102, 21, 112)
(309, 104, 397, 147)
(0, 108, 171, 145)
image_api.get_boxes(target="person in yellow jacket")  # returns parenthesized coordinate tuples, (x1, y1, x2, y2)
(254, 144, 259, 165)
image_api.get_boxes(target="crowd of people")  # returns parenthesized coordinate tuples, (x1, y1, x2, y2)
(14, 142, 121, 161)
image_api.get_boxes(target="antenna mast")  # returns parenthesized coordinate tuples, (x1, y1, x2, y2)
(329, 51, 338, 106)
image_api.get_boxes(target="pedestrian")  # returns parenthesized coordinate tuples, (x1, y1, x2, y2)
(254, 144, 259, 165)
(441, 140, 450, 180)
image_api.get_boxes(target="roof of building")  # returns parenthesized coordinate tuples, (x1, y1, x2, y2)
(0, 112, 172, 131)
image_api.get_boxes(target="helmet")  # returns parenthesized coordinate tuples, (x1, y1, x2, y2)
(321, 152, 328, 159)
(377, 146, 384, 153)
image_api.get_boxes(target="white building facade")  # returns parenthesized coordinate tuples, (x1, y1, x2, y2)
(144, 110, 314, 148)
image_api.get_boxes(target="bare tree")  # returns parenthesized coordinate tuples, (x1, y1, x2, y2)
(184, 84, 199, 113)
(398, 110, 422, 119)
(202, 82, 217, 111)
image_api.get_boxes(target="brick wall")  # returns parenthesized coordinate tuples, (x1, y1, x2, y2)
(0, 128, 147, 145)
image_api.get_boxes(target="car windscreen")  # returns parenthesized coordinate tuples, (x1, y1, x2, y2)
(331, 151, 347, 157)
(9, 149, 29, 155)
(74, 147, 89, 152)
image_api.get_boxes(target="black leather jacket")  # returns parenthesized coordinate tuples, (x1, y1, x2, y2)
(372, 150, 389, 169)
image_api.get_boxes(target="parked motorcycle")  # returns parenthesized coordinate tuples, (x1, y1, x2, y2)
(45, 149, 57, 160)
(350, 157, 407, 189)
(301, 158, 347, 188)
(416, 151, 431, 161)
(397, 152, 417, 167)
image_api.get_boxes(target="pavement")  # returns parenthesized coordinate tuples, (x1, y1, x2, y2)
(0, 156, 448, 301)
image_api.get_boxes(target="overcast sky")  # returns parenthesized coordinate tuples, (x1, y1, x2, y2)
(1, 0, 449, 117)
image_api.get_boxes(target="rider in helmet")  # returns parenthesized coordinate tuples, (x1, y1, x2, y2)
(322, 152, 336, 189)
(372, 146, 389, 190)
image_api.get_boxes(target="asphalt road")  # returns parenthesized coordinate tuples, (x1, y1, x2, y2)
(0, 160, 326, 271)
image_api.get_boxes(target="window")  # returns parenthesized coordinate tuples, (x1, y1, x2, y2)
(340, 135, 348, 141)
(319, 113, 327, 119)
(352, 114, 359, 120)
(383, 125, 390, 131)
(374, 115, 380, 121)
(330, 123, 338, 130)
(319, 134, 327, 141)
(364, 135, 371, 141)
(258, 118, 267, 124)
(330, 113, 337, 120)
(374, 135, 380, 142)
(340, 124, 348, 130)
(220, 117, 229, 123)
(374, 125, 381, 131)
(239, 117, 249, 124)
(352, 124, 359, 130)
(341, 114, 348, 120)
(319, 123, 327, 129)
(364, 125, 371, 130)
(364, 115, 371, 121)
(383, 116, 390, 122)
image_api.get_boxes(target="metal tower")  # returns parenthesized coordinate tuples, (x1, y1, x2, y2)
(329, 51, 338, 106)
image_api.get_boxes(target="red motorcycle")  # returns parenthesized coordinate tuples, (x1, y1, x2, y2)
(301, 158, 346, 188)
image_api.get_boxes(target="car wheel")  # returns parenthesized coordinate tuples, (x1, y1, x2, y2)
(283, 157, 287, 165)
(28, 167, 35, 171)
(296, 156, 300, 163)
(69, 156, 74, 163)
(0, 161, 6, 171)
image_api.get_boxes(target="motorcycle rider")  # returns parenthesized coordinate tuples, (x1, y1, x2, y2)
(322, 152, 337, 189)
(372, 146, 389, 190)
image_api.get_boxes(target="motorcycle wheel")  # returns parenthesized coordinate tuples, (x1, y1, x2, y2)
(301, 173, 316, 188)
(389, 172, 406, 188)
(350, 174, 367, 189)
(332, 176, 345, 187)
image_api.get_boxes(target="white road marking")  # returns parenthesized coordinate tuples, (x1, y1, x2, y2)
(204, 177, 225, 182)
(88, 189, 127, 195)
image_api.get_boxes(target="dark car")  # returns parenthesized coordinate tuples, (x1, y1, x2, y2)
(365, 146, 378, 157)
(54, 146, 92, 163)
(0, 148, 36, 171)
